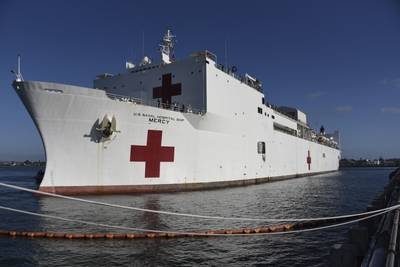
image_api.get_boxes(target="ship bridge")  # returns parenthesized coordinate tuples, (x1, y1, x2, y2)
(94, 30, 265, 117)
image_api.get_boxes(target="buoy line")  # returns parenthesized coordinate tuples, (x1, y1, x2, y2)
(0, 204, 394, 239)
(0, 182, 398, 222)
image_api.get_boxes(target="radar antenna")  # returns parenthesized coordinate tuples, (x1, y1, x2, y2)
(159, 29, 176, 64)
(11, 54, 24, 82)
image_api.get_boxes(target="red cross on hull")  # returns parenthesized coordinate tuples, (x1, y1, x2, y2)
(153, 73, 182, 104)
(130, 130, 175, 178)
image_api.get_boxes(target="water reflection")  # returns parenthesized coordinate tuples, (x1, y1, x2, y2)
(0, 167, 396, 267)
(141, 196, 162, 229)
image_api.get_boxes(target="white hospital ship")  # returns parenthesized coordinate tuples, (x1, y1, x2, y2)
(12, 30, 341, 194)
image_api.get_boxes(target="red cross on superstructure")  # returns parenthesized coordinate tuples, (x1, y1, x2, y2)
(307, 150, 312, 170)
(130, 130, 175, 178)
(153, 73, 182, 104)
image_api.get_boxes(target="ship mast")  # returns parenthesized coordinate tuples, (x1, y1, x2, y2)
(11, 54, 24, 82)
(159, 29, 176, 64)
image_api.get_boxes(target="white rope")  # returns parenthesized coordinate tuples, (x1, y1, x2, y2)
(0, 182, 396, 222)
(0, 204, 395, 237)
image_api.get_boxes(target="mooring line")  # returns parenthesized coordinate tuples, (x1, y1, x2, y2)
(0, 182, 397, 222)
(0, 204, 395, 239)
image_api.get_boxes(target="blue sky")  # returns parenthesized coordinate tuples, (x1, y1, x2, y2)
(1, 0, 400, 161)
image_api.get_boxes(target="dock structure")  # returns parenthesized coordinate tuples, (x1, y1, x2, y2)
(328, 168, 400, 267)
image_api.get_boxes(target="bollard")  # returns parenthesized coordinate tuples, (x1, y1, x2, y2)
(348, 226, 369, 257)
(327, 243, 357, 267)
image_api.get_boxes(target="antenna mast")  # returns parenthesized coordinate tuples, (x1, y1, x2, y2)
(159, 29, 176, 64)
(142, 31, 145, 58)
(11, 54, 24, 82)
(224, 39, 228, 69)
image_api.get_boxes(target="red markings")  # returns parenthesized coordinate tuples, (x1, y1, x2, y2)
(307, 150, 312, 170)
(153, 73, 182, 104)
(130, 130, 175, 178)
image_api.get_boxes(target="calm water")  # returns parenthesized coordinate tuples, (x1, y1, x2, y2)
(0, 167, 395, 266)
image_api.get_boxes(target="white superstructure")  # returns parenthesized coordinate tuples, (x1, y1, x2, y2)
(12, 30, 341, 195)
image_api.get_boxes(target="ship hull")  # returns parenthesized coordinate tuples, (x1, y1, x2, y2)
(14, 80, 341, 195)
(38, 171, 336, 195)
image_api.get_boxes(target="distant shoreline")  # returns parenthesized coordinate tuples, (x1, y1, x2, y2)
(339, 166, 398, 169)
(0, 165, 45, 169)
(340, 158, 400, 168)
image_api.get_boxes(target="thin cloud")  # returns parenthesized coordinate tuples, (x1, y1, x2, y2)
(394, 78, 400, 88)
(306, 91, 325, 100)
(381, 107, 400, 114)
(335, 106, 353, 113)
(380, 78, 388, 85)
(380, 78, 400, 88)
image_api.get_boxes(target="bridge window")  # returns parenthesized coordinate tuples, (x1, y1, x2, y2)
(273, 122, 297, 136)
(262, 97, 265, 104)
(258, 107, 262, 114)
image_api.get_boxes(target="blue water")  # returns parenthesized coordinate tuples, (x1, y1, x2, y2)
(0, 167, 395, 266)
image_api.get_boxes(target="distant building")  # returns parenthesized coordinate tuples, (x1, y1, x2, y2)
(373, 159, 381, 166)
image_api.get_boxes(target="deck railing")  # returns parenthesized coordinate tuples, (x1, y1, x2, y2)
(106, 93, 206, 116)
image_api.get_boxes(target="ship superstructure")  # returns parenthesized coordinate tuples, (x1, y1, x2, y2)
(12, 30, 340, 194)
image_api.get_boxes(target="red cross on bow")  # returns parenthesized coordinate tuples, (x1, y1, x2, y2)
(153, 73, 182, 104)
(307, 150, 312, 170)
(130, 130, 175, 178)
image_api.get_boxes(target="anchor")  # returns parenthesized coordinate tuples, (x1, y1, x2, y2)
(96, 115, 120, 142)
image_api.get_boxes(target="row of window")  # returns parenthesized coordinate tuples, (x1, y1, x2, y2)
(257, 141, 328, 159)
(273, 122, 297, 136)
(257, 107, 275, 119)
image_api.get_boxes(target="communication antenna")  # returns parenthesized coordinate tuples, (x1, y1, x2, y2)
(11, 54, 24, 82)
(142, 31, 145, 58)
(139, 31, 152, 66)
(224, 39, 228, 69)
